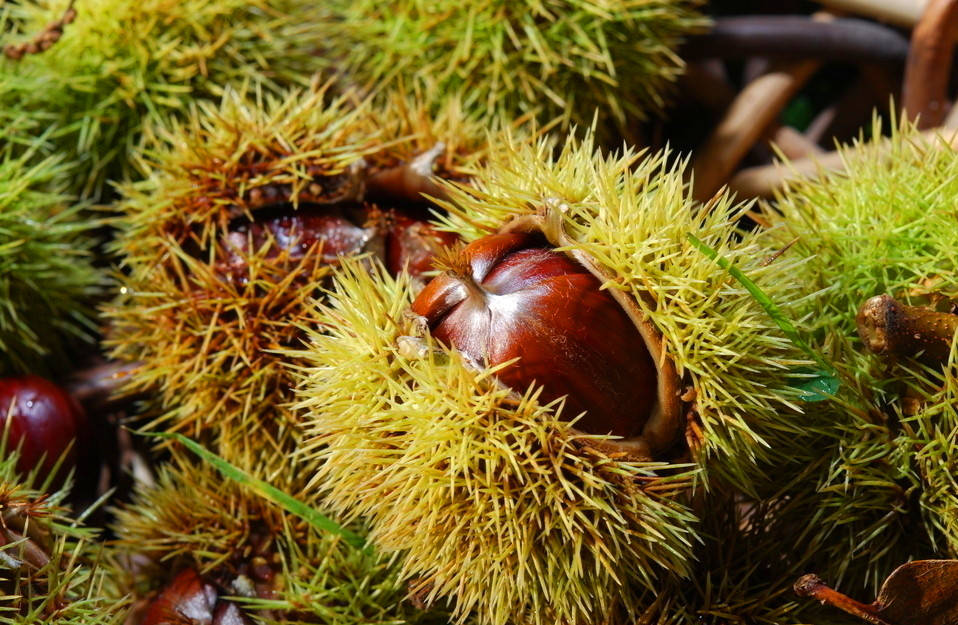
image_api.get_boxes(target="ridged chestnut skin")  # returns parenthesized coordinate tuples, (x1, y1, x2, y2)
(411, 232, 658, 438)
(0, 375, 85, 476)
(142, 568, 252, 625)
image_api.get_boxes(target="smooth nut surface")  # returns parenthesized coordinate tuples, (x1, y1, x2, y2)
(412, 231, 658, 438)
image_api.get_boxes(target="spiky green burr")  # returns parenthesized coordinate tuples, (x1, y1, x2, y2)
(0, 0, 330, 199)
(103, 85, 489, 467)
(0, 141, 103, 376)
(754, 120, 958, 596)
(293, 133, 814, 625)
(320, 0, 706, 134)
(110, 455, 446, 625)
(0, 439, 127, 625)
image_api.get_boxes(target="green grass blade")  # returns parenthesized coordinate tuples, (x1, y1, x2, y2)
(686, 233, 838, 401)
(141, 431, 368, 551)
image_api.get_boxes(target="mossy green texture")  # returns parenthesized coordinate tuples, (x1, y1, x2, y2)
(760, 121, 958, 595)
(0, 0, 328, 199)
(111, 455, 444, 625)
(0, 444, 127, 625)
(104, 85, 490, 463)
(0, 143, 103, 376)
(321, 0, 706, 132)
(294, 135, 813, 625)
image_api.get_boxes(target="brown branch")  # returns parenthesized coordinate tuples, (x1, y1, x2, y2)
(814, 0, 928, 26)
(3, 0, 76, 60)
(727, 126, 958, 198)
(678, 61, 735, 113)
(903, 0, 958, 128)
(681, 16, 909, 64)
(770, 125, 825, 160)
(691, 61, 820, 201)
(64, 359, 143, 413)
(805, 65, 898, 145)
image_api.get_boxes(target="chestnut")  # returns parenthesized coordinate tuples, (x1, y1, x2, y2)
(384, 210, 459, 281)
(0, 375, 85, 476)
(142, 568, 253, 625)
(411, 230, 661, 441)
(217, 205, 377, 280)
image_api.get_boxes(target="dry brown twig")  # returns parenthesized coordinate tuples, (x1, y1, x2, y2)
(902, 0, 958, 128)
(691, 60, 820, 201)
(816, 0, 928, 26)
(728, 126, 958, 198)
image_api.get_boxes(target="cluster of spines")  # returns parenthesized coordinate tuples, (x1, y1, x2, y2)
(0, 0, 330, 199)
(0, 437, 127, 625)
(752, 120, 958, 597)
(0, 139, 103, 376)
(104, 86, 493, 474)
(109, 453, 443, 625)
(104, 86, 376, 457)
(294, 259, 698, 625)
(434, 132, 816, 489)
(318, 0, 707, 136)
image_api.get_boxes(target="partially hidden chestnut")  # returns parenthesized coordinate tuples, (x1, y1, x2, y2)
(142, 568, 253, 625)
(0, 375, 85, 476)
(219, 206, 375, 278)
(385, 211, 459, 280)
(411, 231, 658, 439)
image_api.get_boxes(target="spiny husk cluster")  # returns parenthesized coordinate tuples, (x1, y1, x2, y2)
(435, 133, 815, 482)
(104, 85, 490, 468)
(754, 120, 958, 594)
(110, 454, 444, 625)
(0, 441, 127, 625)
(0, 0, 329, 199)
(320, 0, 707, 135)
(0, 141, 103, 376)
(293, 134, 814, 625)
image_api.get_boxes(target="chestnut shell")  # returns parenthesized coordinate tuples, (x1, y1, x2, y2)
(411, 214, 682, 458)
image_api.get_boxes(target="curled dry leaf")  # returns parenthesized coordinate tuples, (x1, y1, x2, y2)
(795, 560, 958, 625)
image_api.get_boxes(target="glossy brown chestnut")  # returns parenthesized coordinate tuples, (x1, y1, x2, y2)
(218, 205, 375, 279)
(142, 569, 253, 625)
(0, 375, 85, 476)
(411, 231, 658, 438)
(385, 211, 459, 280)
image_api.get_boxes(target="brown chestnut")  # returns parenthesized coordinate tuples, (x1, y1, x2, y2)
(385, 210, 459, 280)
(218, 205, 375, 279)
(142, 569, 253, 625)
(0, 375, 85, 477)
(411, 231, 659, 439)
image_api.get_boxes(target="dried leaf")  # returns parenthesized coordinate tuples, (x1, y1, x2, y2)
(795, 560, 958, 625)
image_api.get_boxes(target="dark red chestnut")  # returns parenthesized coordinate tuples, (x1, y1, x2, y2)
(142, 569, 253, 625)
(385, 211, 459, 280)
(411, 231, 659, 439)
(0, 375, 85, 476)
(219, 206, 375, 279)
